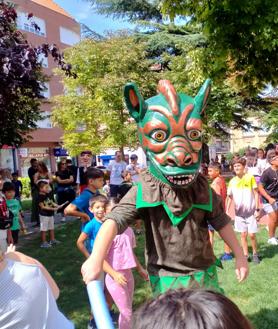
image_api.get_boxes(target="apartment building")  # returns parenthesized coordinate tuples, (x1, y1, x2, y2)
(0, 0, 80, 176)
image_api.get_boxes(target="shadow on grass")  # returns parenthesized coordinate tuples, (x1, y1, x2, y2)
(247, 308, 278, 329)
(257, 244, 278, 260)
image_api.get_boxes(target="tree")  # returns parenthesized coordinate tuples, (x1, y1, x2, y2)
(160, 0, 278, 95)
(0, 2, 74, 147)
(86, 1, 268, 136)
(52, 35, 158, 155)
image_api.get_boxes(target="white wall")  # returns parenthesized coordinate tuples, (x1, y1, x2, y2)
(60, 26, 80, 46)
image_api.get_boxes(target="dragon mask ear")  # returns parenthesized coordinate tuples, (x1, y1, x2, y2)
(194, 79, 211, 116)
(124, 83, 147, 123)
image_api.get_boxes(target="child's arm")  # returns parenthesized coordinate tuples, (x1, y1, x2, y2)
(102, 261, 127, 286)
(7, 229, 13, 245)
(82, 219, 118, 284)
(133, 254, 149, 281)
(18, 212, 26, 230)
(39, 202, 58, 212)
(64, 204, 90, 223)
(225, 195, 232, 213)
(76, 232, 90, 258)
(218, 223, 249, 282)
(253, 188, 260, 219)
(258, 183, 276, 205)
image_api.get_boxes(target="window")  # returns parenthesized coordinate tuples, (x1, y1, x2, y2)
(37, 111, 52, 128)
(17, 12, 46, 37)
(60, 27, 80, 46)
(37, 53, 48, 68)
(40, 82, 50, 98)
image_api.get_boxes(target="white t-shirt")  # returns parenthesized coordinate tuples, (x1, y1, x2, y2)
(126, 163, 145, 182)
(0, 259, 74, 329)
(107, 160, 126, 185)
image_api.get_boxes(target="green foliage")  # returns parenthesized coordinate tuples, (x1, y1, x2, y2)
(160, 0, 278, 95)
(19, 177, 31, 199)
(52, 35, 158, 155)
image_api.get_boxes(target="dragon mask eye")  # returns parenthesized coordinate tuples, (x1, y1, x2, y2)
(187, 129, 202, 141)
(151, 130, 168, 142)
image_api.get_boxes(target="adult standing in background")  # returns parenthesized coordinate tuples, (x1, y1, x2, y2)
(76, 151, 93, 195)
(107, 151, 126, 197)
(126, 154, 145, 183)
(28, 158, 38, 226)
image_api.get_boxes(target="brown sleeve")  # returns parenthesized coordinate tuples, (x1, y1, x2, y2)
(105, 186, 139, 234)
(206, 189, 231, 231)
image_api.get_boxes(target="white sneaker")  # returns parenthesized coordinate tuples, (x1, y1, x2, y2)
(267, 237, 278, 245)
(61, 217, 66, 222)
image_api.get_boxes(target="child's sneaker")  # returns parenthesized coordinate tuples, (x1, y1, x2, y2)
(252, 254, 260, 264)
(267, 237, 278, 245)
(49, 239, 61, 246)
(40, 242, 52, 248)
(220, 253, 233, 261)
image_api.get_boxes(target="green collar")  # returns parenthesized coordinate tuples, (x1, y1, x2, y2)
(135, 181, 213, 226)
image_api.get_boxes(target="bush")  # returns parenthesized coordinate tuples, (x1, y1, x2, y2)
(19, 177, 31, 199)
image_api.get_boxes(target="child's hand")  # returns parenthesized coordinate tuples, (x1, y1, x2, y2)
(81, 213, 90, 222)
(6, 244, 16, 253)
(138, 268, 149, 281)
(235, 256, 249, 283)
(113, 271, 127, 286)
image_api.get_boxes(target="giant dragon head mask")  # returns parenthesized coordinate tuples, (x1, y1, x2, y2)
(124, 79, 211, 188)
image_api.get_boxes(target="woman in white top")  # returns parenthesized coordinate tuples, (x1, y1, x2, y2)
(0, 246, 74, 329)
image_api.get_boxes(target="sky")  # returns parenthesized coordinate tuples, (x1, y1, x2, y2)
(54, 0, 135, 35)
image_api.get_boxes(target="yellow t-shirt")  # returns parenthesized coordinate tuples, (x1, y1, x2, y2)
(227, 173, 257, 217)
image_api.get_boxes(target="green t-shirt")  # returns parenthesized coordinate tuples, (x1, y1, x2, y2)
(6, 199, 21, 231)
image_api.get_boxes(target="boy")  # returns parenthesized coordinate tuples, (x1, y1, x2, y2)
(38, 181, 60, 248)
(117, 170, 133, 200)
(0, 173, 13, 251)
(64, 167, 104, 224)
(226, 158, 260, 263)
(208, 163, 232, 260)
(2, 182, 26, 245)
(258, 150, 278, 245)
(77, 195, 124, 329)
(11, 172, 23, 200)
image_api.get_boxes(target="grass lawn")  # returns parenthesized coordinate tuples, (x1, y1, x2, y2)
(19, 221, 278, 329)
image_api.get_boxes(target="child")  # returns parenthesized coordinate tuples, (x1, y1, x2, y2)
(208, 162, 232, 260)
(118, 171, 133, 200)
(76, 195, 125, 329)
(207, 163, 227, 246)
(0, 173, 13, 251)
(38, 181, 60, 248)
(105, 198, 148, 329)
(65, 167, 104, 224)
(11, 172, 23, 201)
(227, 158, 261, 263)
(132, 289, 253, 329)
(2, 182, 26, 245)
(76, 150, 93, 194)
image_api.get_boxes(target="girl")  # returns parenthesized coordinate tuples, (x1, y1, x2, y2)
(105, 198, 148, 329)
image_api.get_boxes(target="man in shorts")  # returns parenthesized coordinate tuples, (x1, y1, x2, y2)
(258, 150, 278, 245)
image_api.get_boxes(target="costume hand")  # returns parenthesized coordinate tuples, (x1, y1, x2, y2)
(138, 268, 149, 281)
(81, 258, 102, 285)
(6, 244, 16, 253)
(269, 197, 276, 205)
(113, 271, 127, 286)
(235, 256, 249, 283)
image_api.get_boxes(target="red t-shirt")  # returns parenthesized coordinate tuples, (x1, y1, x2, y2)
(211, 176, 227, 209)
